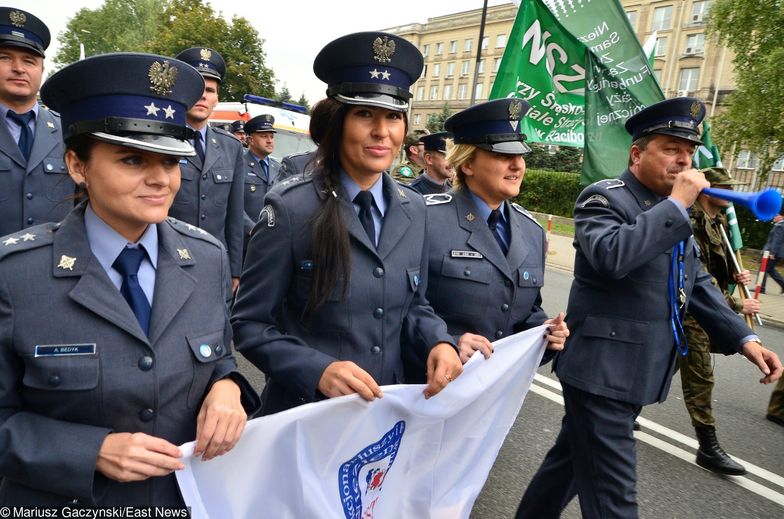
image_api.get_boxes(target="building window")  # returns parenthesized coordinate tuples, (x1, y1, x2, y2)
(475, 82, 484, 99)
(458, 84, 468, 100)
(432, 63, 440, 78)
(423, 64, 428, 77)
(654, 36, 668, 57)
(446, 62, 455, 77)
(444, 84, 453, 100)
(449, 40, 457, 54)
(684, 33, 705, 54)
(627, 11, 638, 31)
(478, 59, 485, 74)
(460, 60, 470, 76)
(494, 57, 501, 73)
(414, 114, 421, 125)
(736, 150, 760, 169)
(430, 85, 439, 100)
(678, 67, 700, 95)
(653, 69, 663, 82)
(772, 155, 784, 171)
(435, 42, 444, 55)
(481, 36, 489, 50)
(464, 39, 473, 52)
(416, 86, 424, 101)
(652, 5, 673, 31)
(422, 44, 430, 57)
(691, 1, 712, 24)
(495, 34, 506, 49)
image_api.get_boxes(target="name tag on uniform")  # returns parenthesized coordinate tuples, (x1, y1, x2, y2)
(35, 343, 96, 357)
(451, 250, 483, 259)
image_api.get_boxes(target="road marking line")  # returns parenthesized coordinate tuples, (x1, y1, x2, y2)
(528, 380, 784, 506)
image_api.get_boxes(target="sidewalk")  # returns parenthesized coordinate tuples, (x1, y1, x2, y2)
(545, 232, 784, 329)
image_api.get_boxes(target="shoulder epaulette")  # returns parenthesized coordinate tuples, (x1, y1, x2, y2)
(424, 193, 453, 206)
(275, 172, 312, 193)
(165, 218, 222, 247)
(211, 126, 234, 139)
(0, 224, 57, 260)
(594, 178, 625, 190)
(511, 203, 543, 228)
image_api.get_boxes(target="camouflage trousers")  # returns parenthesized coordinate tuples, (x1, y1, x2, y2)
(768, 376, 784, 420)
(677, 335, 716, 428)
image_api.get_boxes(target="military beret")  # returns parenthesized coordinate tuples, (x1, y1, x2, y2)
(175, 47, 226, 82)
(421, 132, 450, 153)
(625, 97, 705, 145)
(703, 167, 747, 186)
(314, 31, 424, 112)
(404, 132, 426, 149)
(445, 98, 531, 155)
(0, 7, 50, 57)
(40, 52, 204, 156)
(245, 114, 276, 133)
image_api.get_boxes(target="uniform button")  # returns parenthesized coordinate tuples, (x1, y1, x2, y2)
(215, 344, 224, 355)
(26, 217, 33, 224)
(139, 408, 155, 422)
(464, 269, 471, 277)
(495, 330, 504, 339)
(25, 192, 33, 200)
(665, 220, 673, 228)
(201, 194, 207, 200)
(48, 374, 61, 387)
(373, 267, 385, 278)
(373, 308, 384, 319)
(138, 356, 154, 371)
(610, 330, 617, 337)
(200, 214, 207, 220)
(532, 277, 538, 284)
(501, 303, 509, 312)
(202, 174, 208, 180)
(371, 346, 382, 354)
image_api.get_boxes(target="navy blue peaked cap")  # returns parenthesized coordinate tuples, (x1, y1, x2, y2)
(175, 47, 226, 82)
(314, 31, 423, 112)
(41, 53, 204, 156)
(421, 131, 450, 153)
(445, 98, 532, 155)
(625, 97, 705, 145)
(245, 114, 276, 133)
(230, 120, 246, 133)
(0, 7, 50, 57)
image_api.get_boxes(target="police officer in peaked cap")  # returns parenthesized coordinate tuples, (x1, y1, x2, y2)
(408, 131, 453, 195)
(242, 113, 280, 252)
(518, 97, 782, 518)
(0, 52, 259, 506)
(230, 119, 247, 145)
(407, 99, 568, 382)
(0, 7, 74, 236)
(232, 31, 463, 416)
(170, 47, 245, 292)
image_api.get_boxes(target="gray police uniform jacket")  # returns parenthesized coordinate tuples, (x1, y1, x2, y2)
(0, 205, 258, 506)
(277, 150, 316, 184)
(554, 170, 752, 406)
(169, 126, 244, 277)
(232, 172, 454, 415)
(409, 174, 449, 196)
(423, 189, 548, 342)
(0, 107, 73, 236)
(242, 149, 281, 236)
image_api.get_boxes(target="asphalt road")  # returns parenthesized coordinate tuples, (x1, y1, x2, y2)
(234, 268, 784, 518)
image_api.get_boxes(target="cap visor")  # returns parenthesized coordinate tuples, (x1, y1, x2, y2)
(650, 129, 703, 145)
(476, 141, 531, 155)
(0, 39, 45, 57)
(91, 132, 196, 156)
(334, 93, 408, 112)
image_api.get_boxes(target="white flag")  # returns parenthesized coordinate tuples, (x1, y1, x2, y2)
(177, 326, 547, 518)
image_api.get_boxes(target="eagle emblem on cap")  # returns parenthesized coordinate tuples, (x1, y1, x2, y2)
(509, 100, 523, 121)
(148, 61, 178, 96)
(690, 101, 702, 118)
(373, 36, 395, 63)
(9, 10, 26, 27)
(200, 48, 212, 60)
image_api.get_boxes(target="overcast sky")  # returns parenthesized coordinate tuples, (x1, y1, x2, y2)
(19, 0, 513, 104)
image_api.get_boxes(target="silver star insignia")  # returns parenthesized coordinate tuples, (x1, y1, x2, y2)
(163, 105, 176, 119)
(3, 237, 19, 246)
(380, 70, 391, 80)
(144, 102, 160, 116)
(47, 121, 55, 129)
(369, 69, 381, 79)
(20, 233, 35, 242)
(186, 224, 199, 232)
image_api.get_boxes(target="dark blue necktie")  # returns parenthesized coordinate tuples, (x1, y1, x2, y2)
(487, 209, 509, 255)
(261, 159, 269, 181)
(7, 110, 34, 161)
(354, 190, 376, 247)
(193, 131, 205, 162)
(113, 247, 151, 335)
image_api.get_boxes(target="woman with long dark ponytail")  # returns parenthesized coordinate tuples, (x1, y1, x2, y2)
(232, 32, 462, 415)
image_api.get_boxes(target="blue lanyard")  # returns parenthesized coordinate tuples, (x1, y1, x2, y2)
(668, 241, 688, 356)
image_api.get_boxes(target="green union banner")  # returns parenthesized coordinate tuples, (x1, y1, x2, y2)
(492, 0, 664, 184)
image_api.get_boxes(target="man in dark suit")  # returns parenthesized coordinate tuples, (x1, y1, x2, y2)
(0, 7, 72, 236)
(242, 114, 280, 248)
(170, 47, 245, 292)
(516, 98, 782, 519)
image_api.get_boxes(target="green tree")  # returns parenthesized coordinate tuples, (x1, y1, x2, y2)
(276, 85, 292, 103)
(54, 0, 167, 67)
(425, 104, 452, 133)
(296, 93, 310, 112)
(524, 144, 582, 173)
(708, 0, 784, 178)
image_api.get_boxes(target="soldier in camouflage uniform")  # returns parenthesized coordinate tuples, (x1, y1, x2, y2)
(680, 167, 760, 475)
(392, 131, 426, 183)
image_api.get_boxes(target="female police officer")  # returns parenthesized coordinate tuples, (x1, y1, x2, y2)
(0, 53, 258, 506)
(421, 99, 569, 365)
(232, 32, 462, 415)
